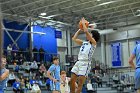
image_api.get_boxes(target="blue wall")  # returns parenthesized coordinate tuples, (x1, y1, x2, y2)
(3, 20, 29, 50)
(33, 25, 57, 54)
(3, 20, 58, 57)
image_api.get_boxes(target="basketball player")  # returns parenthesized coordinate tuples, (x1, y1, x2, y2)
(60, 71, 70, 93)
(0, 55, 9, 93)
(47, 57, 60, 93)
(70, 18, 100, 93)
(129, 44, 140, 93)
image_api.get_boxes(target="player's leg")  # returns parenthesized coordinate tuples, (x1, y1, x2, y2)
(76, 62, 91, 93)
(70, 73, 78, 93)
(76, 75, 86, 93)
(52, 82, 60, 93)
(70, 61, 79, 93)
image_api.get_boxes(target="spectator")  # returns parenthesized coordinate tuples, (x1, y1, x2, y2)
(42, 71, 48, 82)
(46, 79, 51, 90)
(120, 77, 127, 90)
(88, 71, 93, 79)
(23, 62, 30, 73)
(20, 78, 25, 93)
(12, 44, 18, 52)
(12, 53, 18, 64)
(37, 79, 43, 86)
(25, 78, 30, 89)
(91, 75, 97, 84)
(31, 82, 41, 93)
(8, 71, 16, 86)
(30, 77, 36, 86)
(13, 79, 21, 93)
(19, 75, 24, 80)
(7, 44, 12, 55)
(39, 64, 46, 76)
(13, 63, 19, 73)
(33, 46, 38, 61)
(39, 46, 45, 62)
(18, 54, 24, 65)
(113, 74, 119, 84)
(95, 64, 100, 70)
(96, 76, 102, 87)
(87, 80, 94, 93)
(30, 61, 38, 73)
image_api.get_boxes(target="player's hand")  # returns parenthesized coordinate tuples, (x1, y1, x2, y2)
(81, 17, 86, 24)
(83, 29, 88, 33)
(53, 78, 58, 83)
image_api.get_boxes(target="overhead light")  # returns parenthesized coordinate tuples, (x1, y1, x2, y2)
(39, 14, 63, 19)
(39, 16, 71, 26)
(97, 0, 101, 1)
(33, 32, 46, 35)
(40, 13, 46, 16)
(38, 15, 52, 19)
(135, 9, 140, 16)
(136, 14, 140, 17)
(137, 10, 140, 12)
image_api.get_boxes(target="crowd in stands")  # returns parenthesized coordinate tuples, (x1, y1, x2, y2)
(6, 60, 51, 93)
(5, 44, 108, 93)
(86, 66, 104, 93)
(5, 44, 53, 93)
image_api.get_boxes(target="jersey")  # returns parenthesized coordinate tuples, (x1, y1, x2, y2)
(48, 64, 60, 91)
(60, 77, 70, 93)
(48, 64, 60, 81)
(78, 41, 96, 61)
(0, 68, 8, 90)
(132, 44, 140, 68)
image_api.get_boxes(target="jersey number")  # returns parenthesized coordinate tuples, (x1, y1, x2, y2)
(81, 46, 85, 51)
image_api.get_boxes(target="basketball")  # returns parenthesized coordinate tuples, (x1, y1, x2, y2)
(79, 20, 89, 30)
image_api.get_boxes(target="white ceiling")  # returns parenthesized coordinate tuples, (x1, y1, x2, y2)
(0, 0, 140, 30)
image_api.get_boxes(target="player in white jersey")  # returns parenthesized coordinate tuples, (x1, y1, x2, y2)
(70, 18, 100, 93)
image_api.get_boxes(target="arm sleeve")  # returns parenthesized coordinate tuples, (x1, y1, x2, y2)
(132, 45, 137, 56)
(48, 65, 55, 73)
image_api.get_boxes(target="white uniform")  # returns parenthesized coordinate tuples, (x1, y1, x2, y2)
(71, 41, 96, 76)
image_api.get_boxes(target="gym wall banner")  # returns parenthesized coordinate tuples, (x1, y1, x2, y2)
(136, 40, 140, 45)
(55, 30, 62, 39)
(111, 42, 122, 67)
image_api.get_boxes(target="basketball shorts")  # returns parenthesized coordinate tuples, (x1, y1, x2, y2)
(71, 61, 91, 76)
(135, 68, 140, 89)
(50, 81, 60, 91)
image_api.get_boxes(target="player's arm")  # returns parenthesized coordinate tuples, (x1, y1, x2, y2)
(129, 46, 137, 69)
(72, 29, 83, 45)
(82, 18, 97, 46)
(128, 54, 135, 69)
(47, 71, 54, 80)
(0, 69, 9, 81)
